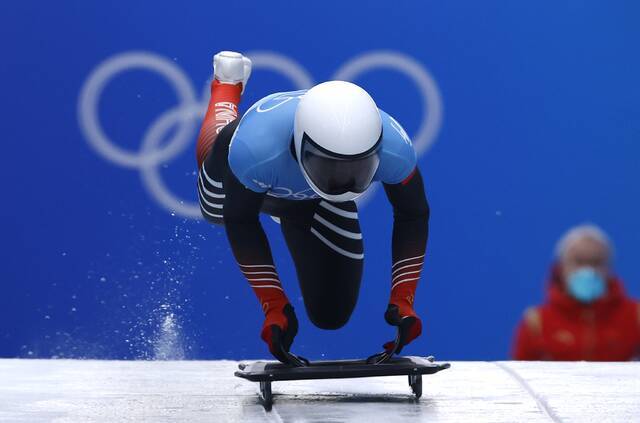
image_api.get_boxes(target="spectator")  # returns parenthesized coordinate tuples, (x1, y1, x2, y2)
(512, 224, 640, 361)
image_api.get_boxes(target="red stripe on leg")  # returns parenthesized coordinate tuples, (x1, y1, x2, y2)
(196, 80, 242, 167)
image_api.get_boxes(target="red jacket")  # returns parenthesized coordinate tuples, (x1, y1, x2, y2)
(512, 266, 640, 361)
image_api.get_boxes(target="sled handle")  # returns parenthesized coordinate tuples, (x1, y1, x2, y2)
(282, 349, 310, 367)
(365, 327, 402, 365)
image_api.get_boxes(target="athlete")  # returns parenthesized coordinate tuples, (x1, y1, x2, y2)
(196, 51, 430, 364)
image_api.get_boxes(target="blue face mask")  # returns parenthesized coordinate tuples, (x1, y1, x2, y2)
(567, 268, 606, 303)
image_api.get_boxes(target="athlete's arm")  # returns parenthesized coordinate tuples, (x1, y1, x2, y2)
(384, 167, 429, 275)
(222, 162, 298, 363)
(381, 167, 429, 352)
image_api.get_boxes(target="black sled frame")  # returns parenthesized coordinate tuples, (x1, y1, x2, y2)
(235, 355, 450, 411)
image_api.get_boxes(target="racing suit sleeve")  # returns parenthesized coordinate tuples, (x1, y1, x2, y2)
(382, 167, 429, 312)
(222, 161, 290, 311)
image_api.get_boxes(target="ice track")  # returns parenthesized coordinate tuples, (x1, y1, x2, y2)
(1, 359, 638, 422)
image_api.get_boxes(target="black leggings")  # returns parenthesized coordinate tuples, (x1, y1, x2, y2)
(200, 120, 363, 329)
(279, 199, 363, 329)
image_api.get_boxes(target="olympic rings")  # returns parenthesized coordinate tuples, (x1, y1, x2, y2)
(78, 50, 443, 218)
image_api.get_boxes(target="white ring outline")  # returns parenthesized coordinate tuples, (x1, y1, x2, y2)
(78, 51, 197, 168)
(139, 104, 204, 218)
(244, 51, 314, 90)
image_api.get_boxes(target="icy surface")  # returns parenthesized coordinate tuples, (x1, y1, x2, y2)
(0, 359, 638, 422)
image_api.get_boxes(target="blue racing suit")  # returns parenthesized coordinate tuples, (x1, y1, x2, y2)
(227, 90, 417, 199)
(197, 88, 429, 356)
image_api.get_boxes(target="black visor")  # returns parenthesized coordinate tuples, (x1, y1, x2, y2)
(300, 131, 382, 195)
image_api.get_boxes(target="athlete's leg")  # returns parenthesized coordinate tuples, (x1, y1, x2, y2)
(196, 52, 250, 224)
(195, 79, 241, 169)
(280, 200, 364, 329)
(197, 119, 239, 225)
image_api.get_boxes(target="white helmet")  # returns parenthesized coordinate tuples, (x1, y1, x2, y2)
(294, 81, 383, 202)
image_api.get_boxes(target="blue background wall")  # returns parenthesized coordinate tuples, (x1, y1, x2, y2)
(1, 1, 639, 360)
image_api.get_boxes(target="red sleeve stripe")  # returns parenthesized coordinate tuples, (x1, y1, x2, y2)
(241, 270, 279, 277)
(392, 254, 425, 270)
(392, 270, 422, 284)
(401, 168, 417, 185)
(391, 277, 420, 290)
(238, 263, 276, 270)
(391, 262, 423, 277)
(250, 285, 284, 291)
(247, 278, 281, 285)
